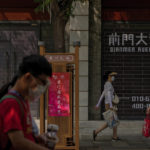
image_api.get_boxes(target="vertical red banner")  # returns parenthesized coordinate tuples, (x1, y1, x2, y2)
(48, 73, 70, 116)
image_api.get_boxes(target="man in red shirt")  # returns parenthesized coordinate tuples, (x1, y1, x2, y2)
(0, 55, 54, 150)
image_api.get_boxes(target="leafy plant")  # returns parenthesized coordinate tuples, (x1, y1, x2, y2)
(34, 0, 86, 51)
(34, 0, 84, 19)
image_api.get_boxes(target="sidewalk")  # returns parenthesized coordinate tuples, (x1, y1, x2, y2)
(35, 120, 150, 149)
(79, 121, 150, 150)
(80, 135, 150, 150)
(80, 120, 150, 150)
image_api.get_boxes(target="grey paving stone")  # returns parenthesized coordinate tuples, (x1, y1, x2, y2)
(111, 141, 130, 148)
(79, 135, 150, 150)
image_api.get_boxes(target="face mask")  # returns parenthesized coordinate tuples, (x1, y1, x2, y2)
(29, 84, 47, 101)
(111, 76, 115, 82)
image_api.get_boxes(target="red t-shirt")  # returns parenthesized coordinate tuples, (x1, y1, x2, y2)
(0, 93, 35, 150)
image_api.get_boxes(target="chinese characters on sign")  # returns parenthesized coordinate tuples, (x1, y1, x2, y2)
(108, 32, 150, 52)
(102, 28, 150, 119)
(48, 73, 70, 116)
(131, 96, 150, 109)
(45, 55, 74, 63)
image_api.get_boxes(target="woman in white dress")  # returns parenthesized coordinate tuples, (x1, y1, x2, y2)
(93, 71, 120, 141)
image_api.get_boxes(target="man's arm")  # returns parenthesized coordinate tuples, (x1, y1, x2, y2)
(8, 130, 50, 150)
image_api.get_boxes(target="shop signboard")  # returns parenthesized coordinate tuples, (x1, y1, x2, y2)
(102, 28, 150, 119)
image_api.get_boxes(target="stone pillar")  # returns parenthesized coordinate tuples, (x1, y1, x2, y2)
(89, 0, 102, 120)
(70, 1, 89, 121)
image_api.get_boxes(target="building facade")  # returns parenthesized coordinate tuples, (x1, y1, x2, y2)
(0, 0, 56, 116)
(76, 0, 150, 138)
(101, 0, 150, 120)
(1, 0, 150, 133)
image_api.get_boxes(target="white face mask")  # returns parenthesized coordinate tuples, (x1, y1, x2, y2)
(29, 84, 47, 101)
(111, 76, 115, 82)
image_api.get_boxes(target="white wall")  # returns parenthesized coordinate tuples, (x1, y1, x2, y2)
(69, 1, 89, 121)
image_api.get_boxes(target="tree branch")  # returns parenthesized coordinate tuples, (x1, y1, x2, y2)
(58, 0, 74, 17)
(52, 0, 61, 12)
(62, 0, 74, 10)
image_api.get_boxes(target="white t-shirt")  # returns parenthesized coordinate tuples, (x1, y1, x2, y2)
(96, 81, 114, 108)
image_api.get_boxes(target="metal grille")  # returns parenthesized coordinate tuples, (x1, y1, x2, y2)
(102, 22, 150, 120)
(0, 29, 39, 117)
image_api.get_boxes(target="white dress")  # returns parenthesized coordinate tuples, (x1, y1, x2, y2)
(96, 81, 114, 108)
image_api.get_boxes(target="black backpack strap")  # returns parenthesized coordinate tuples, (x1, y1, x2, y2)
(0, 94, 24, 150)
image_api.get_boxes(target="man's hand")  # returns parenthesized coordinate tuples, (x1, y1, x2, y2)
(36, 133, 57, 149)
(8, 130, 50, 150)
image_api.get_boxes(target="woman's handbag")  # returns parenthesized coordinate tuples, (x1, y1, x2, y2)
(103, 109, 114, 121)
(103, 109, 119, 128)
(112, 94, 119, 105)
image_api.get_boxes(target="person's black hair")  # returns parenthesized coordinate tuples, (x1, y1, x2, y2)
(103, 71, 112, 82)
(0, 55, 52, 99)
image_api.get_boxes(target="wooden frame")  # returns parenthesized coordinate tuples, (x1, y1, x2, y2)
(39, 41, 80, 150)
